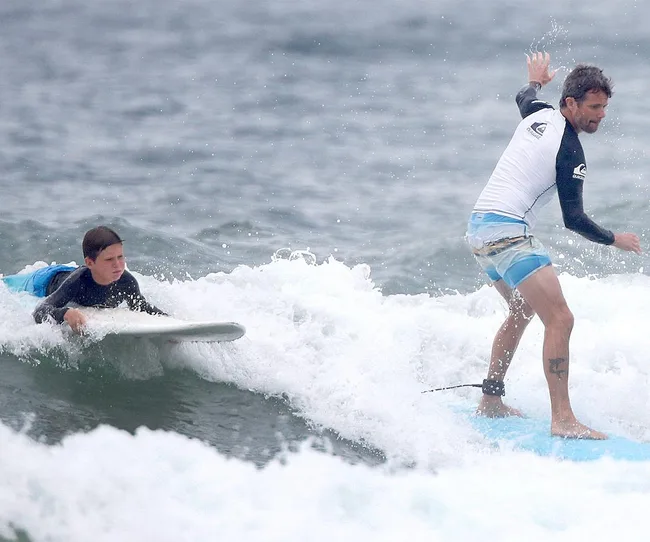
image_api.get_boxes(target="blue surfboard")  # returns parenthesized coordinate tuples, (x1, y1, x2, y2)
(468, 410, 650, 462)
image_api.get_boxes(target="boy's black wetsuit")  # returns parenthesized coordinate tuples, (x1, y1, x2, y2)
(33, 267, 167, 324)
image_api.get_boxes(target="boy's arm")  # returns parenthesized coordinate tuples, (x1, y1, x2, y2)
(123, 272, 169, 316)
(33, 279, 79, 324)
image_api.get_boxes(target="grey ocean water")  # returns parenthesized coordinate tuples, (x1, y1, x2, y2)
(1, 0, 649, 478)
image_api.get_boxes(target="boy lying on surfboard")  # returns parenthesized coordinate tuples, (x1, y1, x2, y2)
(2, 225, 167, 332)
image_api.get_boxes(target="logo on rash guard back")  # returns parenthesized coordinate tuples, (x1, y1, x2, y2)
(527, 122, 547, 139)
(572, 163, 587, 180)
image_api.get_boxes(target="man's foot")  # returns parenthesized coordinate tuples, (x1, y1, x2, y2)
(476, 396, 524, 418)
(551, 420, 608, 440)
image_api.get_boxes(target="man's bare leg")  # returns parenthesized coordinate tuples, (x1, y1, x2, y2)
(477, 280, 535, 417)
(516, 265, 606, 439)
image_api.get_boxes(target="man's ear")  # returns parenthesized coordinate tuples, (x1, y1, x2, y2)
(84, 256, 95, 268)
(565, 96, 577, 111)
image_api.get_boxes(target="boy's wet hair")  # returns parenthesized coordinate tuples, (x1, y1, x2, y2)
(560, 64, 613, 108)
(82, 226, 123, 260)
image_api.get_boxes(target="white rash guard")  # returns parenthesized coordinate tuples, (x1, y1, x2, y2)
(472, 84, 615, 245)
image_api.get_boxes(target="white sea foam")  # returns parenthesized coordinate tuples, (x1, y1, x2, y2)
(3, 259, 650, 460)
(2, 259, 650, 539)
(1, 420, 650, 542)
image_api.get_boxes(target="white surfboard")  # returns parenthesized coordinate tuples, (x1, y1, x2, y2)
(77, 307, 246, 343)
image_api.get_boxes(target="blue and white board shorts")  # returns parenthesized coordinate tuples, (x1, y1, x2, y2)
(1, 264, 76, 298)
(466, 212, 551, 288)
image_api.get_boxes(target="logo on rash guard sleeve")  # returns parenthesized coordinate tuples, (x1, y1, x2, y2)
(572, 163, 587, 180)
(527, 122, 547, 138)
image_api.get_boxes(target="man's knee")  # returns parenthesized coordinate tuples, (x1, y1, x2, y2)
(548, 304, 574, 331)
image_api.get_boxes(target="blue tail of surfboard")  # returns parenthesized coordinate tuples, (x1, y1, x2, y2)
(467, 410, 650, 462)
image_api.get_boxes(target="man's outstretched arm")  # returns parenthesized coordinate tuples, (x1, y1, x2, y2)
(516, 52, 556, 118)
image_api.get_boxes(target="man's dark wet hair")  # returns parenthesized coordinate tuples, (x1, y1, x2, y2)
(560, 64, 613, 108)
(82, 226, 123, 260)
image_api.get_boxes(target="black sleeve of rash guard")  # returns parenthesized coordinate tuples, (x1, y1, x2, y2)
(33, 270, 82, 324)
(555, 128, 615, 245)
(515, 83, 554, 119)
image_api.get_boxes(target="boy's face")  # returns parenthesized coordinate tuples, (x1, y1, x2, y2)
(85, 242, 126, 285)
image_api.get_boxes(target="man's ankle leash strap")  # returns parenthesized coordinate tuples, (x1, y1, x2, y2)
(482, 379, 505, 396)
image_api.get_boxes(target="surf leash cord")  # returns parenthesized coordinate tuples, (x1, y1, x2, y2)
(422, 379, 505, 396)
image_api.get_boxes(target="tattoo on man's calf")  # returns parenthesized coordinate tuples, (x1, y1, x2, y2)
(549, 357, 568, 379)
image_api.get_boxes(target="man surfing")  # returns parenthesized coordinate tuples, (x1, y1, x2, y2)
(466, 53, 641, 439)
